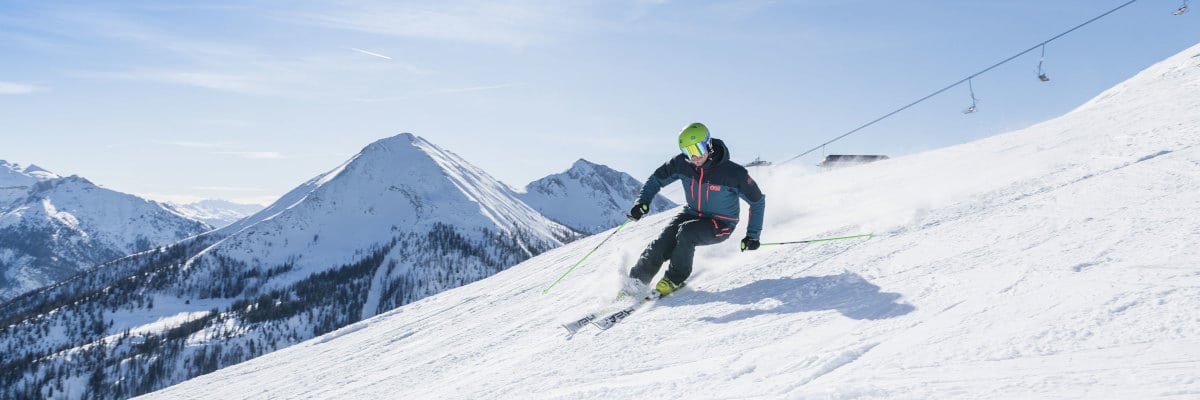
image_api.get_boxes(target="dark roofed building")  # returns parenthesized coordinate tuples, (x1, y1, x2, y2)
(742, 157, 772, 168)
(818, 154, 889, 168)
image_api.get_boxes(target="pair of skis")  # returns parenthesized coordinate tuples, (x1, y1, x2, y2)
(562, 285, 680, 335)
(560, 301, 640, 333)
(561, 297, 649, 334)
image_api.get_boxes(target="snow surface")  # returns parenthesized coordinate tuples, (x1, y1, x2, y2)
(145, 44, 1200, 399)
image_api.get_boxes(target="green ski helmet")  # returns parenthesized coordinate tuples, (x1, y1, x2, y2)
(678, 122, 711, 158)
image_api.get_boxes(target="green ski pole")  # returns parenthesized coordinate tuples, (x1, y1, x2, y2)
(759, 233, 875, 247)
(543, 218, 633, 294)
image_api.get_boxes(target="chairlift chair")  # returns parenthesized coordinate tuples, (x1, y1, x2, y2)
(1037, 44, 1051, 82)
(963, 78, 979, 114)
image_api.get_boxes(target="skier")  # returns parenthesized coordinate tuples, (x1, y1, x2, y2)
(622, 122, 766, 298)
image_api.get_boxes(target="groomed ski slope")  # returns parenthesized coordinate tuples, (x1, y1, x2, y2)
(145, 43, 1200, 399)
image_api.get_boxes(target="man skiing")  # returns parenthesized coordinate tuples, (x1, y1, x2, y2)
(622, 122, 766, 298)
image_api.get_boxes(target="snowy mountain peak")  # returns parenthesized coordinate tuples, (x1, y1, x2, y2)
(517, 158, 676, 234)
(1, 172, 211, 301)
(354, 132, 426, 159)
(1, 160, 57, 188)
(224, 132, 569, 241)
(567, 158, 602, 173)
(350, 133, 419, 160)
(21, 164, 58, 180)
(380, 131, 419, 144)
(29, 174, 92, 191)
(208, 132, 575, 296)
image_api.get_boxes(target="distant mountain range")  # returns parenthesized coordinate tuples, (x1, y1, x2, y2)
(0, 133, 669, 399)
(0, 161, 211, 301)
(167, 199, 264, 229)
(0, 160, 59, 206)
(517, 158, 675, 234)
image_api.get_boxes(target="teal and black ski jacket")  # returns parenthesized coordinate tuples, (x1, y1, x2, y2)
(637, 138, 766, 239)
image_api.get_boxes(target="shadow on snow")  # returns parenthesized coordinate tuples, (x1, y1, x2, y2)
(673, 272, 915, 323)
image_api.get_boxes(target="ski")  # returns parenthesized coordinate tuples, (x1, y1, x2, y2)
(562, 313, 600, 335)
(564, 283, 687, 333)
(592, 289, 668, 330)
(592, 304, 641, 330)
(561, 301, 628, 335)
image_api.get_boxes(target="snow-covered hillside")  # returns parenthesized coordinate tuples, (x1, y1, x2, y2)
(517, 159, 676, 234)
(0, 174, 211, 301)
(147, 43, 1200, 399)
(0, 133, 581, 399)
(167, 200, 263, 229)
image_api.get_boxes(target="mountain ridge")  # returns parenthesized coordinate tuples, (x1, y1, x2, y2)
(516, 158, 676, 234)
(0, 132, 591, 399)
(0, 172, 211, 301)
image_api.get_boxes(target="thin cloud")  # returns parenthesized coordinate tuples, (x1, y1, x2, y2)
(38, 7, 430, 98)
(137, 192, 204, 204)
(200, 119, 259, 128)
(127, 70, 273, 95)
(193, 186, 260, 192)
(355, 82, 523, 102)
(140, 192, 276, 207)
(0, 81, 42, 94)
(349, 47, 393, 60)
(230, 195, 279, 207)
(290, 2, 592, 47)
(77, 68, 275, 95)
(435, 82, 524, 94)
(216, 151, 287, 160)
(161, 140, 237, 149)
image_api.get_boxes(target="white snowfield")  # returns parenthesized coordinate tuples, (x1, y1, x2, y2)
(145, 43, 1200, 399)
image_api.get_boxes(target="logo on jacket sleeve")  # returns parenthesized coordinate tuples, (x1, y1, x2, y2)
(708, 184, 721, 191)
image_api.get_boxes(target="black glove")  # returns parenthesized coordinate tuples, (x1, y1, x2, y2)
(740, 237, 760, 252)
(628, 203, 650, 221)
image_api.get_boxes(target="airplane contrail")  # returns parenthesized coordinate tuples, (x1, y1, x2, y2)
(349, 47, 393, 60)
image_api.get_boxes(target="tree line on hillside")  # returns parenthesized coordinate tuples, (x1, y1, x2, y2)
(0, 223, 556, 399)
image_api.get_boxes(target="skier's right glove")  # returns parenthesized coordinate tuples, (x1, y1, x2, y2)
(740, 237, 760, 252)
(628, 203, 650, 221)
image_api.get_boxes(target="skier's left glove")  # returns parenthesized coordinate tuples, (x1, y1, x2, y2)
(740, 237, 760, 252)
(628, 203, 650, 221)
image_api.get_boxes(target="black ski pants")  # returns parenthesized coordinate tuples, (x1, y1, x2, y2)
(629, 212, 732, 285)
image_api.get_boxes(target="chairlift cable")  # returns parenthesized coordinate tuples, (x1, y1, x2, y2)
(779, 0, 1142, 165)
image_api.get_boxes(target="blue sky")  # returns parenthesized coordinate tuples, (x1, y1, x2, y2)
(2, 0, 1197, 205)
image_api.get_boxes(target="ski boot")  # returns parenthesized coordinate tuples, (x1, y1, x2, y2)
(653, 277, 684, 298)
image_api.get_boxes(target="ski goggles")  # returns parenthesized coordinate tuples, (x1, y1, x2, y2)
(680, 140, 710, 158)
